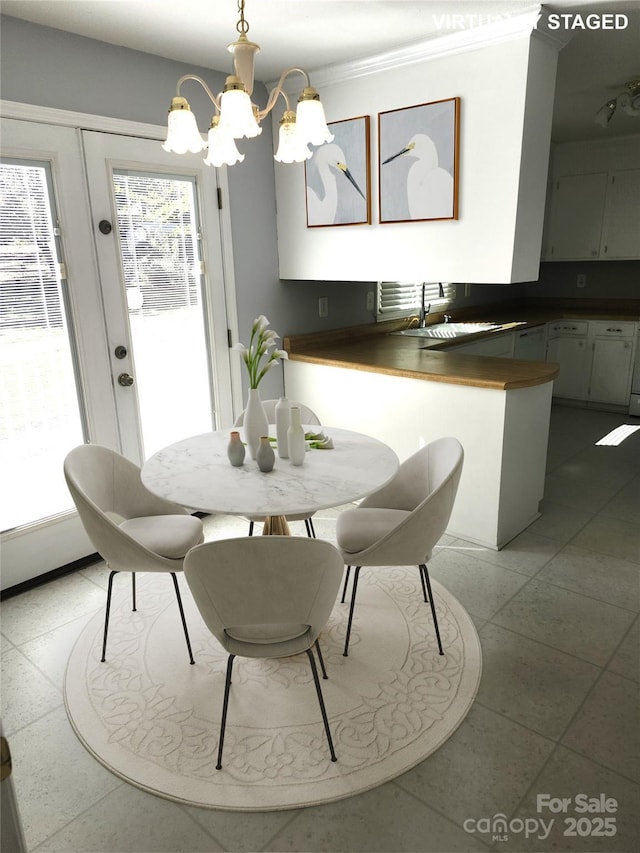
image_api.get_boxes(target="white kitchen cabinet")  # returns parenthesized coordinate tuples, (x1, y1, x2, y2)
(513, 325, 547, 361)
(546, 319, 637, 407)
(546, 323, 591, 399)
(588, 321, 637, 405)
(451, 331, 514, 358)
(546, 173, 608, 260)
(544, 138, 640, 261)
(600, 169, 640, 259)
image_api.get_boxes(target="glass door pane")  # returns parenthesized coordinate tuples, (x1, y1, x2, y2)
(112, 171, 213, 457)
(0, 161, 86, 531)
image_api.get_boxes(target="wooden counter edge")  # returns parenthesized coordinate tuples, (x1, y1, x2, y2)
(286, 350, 559, 391)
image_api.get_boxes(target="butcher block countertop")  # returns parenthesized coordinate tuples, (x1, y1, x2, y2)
(283, 300, 639, 392)
(284, 327, 557, 390)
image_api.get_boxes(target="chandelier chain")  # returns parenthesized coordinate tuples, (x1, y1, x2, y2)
(236, 0, 249, 35)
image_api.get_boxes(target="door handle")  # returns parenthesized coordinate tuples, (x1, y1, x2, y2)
(117, 373, 134, 387)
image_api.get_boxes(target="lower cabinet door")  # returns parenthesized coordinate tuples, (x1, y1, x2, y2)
(589, 338, 634, 404)
(547, 336, 591, 399)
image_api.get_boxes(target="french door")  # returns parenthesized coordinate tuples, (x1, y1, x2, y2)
(1, 118, 235, 588)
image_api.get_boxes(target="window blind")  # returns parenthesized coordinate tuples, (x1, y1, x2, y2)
(376, 281, 455, 320)
(0, 160, 85, 531)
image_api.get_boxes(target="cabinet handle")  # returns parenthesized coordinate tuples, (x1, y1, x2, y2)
(605, 327, 623, 333)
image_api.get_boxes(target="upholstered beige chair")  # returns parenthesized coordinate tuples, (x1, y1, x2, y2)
(64, 444, 203, 664)
(337, 437, 464, 657)
(184, 535, 343, 769)
(234, 399, 321, 536)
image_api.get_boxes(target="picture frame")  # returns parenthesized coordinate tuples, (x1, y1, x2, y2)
(378, 97, 460, 223)
(305, 115, 371, 227)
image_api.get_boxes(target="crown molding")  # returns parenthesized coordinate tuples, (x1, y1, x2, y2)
(270, 6, 554, 92)
(0, 99, 166, 139)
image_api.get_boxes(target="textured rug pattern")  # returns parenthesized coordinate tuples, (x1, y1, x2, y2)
(65, 567, 481, 810)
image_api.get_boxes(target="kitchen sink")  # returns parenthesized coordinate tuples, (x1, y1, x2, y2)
(392, 321, 501, 339)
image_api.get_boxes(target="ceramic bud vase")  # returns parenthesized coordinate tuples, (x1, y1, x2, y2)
(244, 388, 269, 460)
(288, 405, 306, 466)
(227, 430, 245, 467)
(256, 436, 275, 473)
(275, 396, 291, 458)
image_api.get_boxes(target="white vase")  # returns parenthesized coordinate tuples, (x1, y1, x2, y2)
(288, 405, 306, 466)
(244, 388, 269, 460)
(275, 396, 291, 458)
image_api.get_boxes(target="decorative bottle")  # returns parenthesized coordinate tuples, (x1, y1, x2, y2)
(256, 435, 275, 473)
(287, 405, 306, 466)
(275, 396, 291, 458)
(227, 431, 245, 467)
(243, 388, 269, 460)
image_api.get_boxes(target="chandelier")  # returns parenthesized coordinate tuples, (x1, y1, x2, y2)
(162, 0, 334, 166)
(594, 78, 640, 127)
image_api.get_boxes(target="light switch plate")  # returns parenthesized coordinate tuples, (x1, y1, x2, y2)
(318, 297, 329, 318)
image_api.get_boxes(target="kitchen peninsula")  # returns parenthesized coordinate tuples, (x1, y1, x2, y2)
(283, 322, 559, 550)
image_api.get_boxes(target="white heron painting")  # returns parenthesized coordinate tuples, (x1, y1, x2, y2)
(305, 115, 371, 227)
(379, 98, 459, 223)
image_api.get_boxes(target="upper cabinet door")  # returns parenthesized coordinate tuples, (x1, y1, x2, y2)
(547, 172, 608, 260)
(600, 169, 640, 259)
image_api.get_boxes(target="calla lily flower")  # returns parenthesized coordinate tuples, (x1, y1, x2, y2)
(233, 317, 289, 388)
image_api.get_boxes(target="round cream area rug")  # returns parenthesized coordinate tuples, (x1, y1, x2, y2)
(65, 567, 481, 811)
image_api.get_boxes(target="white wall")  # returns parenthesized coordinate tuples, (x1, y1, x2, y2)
(274, 23, 560, 284)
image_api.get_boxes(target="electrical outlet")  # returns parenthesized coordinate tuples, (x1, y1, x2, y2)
(366, 291, 375, 312)
(318, 297, 329, 318)
(577, 274, 587, 288)
(464, 283, 471, 297)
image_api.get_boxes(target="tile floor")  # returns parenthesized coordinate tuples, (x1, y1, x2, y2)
(1, 406, 639, 853)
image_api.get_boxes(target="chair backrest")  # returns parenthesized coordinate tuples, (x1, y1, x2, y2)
(64, 444, 186, 573)
(234, 399, 320, 427)
(184, 536, 343, 654)
(358, 437, 464, 566)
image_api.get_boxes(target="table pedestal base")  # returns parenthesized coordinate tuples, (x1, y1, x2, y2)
(262, 515, 291, 535)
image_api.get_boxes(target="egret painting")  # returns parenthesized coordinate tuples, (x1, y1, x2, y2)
(379, 98, 460, 223)
(305, 116, 371, 227)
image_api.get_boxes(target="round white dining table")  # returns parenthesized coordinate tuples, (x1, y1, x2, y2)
(141, 426, 399, 534)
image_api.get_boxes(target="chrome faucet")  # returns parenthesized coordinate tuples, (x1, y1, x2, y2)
(443, 313, 452, 324)
(418, 283, 430, 328)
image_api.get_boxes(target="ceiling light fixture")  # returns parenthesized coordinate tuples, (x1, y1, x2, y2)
(594, 78, 640, 127)
(162, 0, 333, 166)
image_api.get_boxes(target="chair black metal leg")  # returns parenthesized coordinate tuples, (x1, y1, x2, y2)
(171, 572, 195, 664)
(131, 572, 137, 611)
(420, 564, 444, 655)
(307, 518, 316, 538)
(248, 521, 254, 536)
(340, 566, 351, 603)
(216, 654, 235, 769)
(314, 639, 328, 679)
(343, 566, 361, 657)
(101, 570, 118, 662)
(418, 565, 428, 602)
(306, 648, 337, 762)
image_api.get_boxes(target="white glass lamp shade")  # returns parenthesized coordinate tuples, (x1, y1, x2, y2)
(274, 114, 312, 163)
(296, 90, 334, 146)
(162, 98, 206, 153)
(204, 120, 245, 167)
(219, 81, 262, 139)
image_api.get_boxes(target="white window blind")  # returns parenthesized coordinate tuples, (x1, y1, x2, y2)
(376, 281, 455, 320)
(0, 160, 85, 531)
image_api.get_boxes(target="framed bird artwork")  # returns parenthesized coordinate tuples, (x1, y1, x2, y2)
(378, 98, 460, 223)
(304, 115, 371, 227)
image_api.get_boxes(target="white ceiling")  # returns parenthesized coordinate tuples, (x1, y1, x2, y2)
(2, 0, 639, 142)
